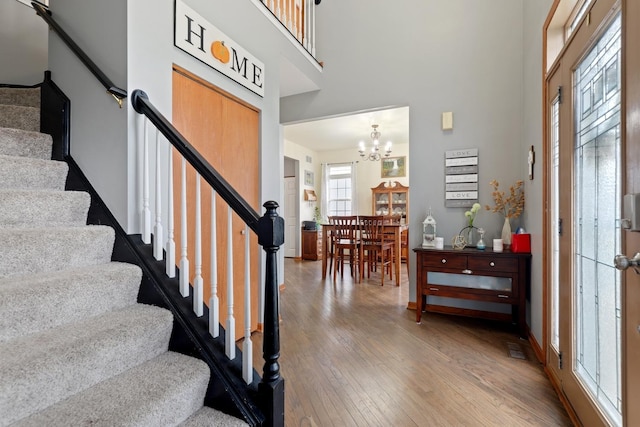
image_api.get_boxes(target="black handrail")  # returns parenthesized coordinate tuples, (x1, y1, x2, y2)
(131, 90, 260, 231)
(131, 89, 284, 425)
(31, 2, 127, 107)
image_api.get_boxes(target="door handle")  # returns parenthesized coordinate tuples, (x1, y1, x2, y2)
(614, 252, 640, 274)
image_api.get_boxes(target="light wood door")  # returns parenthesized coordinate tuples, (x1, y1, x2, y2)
(545, 1, 640, 425)
(172, 66, 259, 338)
(621, 0, 640, 424)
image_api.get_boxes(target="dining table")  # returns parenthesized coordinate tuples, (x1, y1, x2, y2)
(320, 222, 408, 286)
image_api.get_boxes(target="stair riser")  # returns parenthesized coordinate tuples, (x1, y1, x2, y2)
(0, 127, 52, 160)
(0, 105, 39, 132)
(0, 155, 68, 190)
(0, 226, 115, 278)
(0, 263, 142, 343)
(0, 190, 90, 228)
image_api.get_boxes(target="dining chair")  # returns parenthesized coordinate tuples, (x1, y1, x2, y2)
(328, 215, 360, 281)
(358, 215, 394, 286)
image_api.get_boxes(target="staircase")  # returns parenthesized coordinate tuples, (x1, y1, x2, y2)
(0, 86, 248, 425)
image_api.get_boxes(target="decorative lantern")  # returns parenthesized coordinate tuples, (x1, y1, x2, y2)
(422, 208, 437, 248)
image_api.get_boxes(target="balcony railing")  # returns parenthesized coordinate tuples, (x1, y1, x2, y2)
(255, 0, 319, 59)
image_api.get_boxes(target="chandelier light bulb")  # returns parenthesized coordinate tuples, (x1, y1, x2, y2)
(359, 124, 392, 161)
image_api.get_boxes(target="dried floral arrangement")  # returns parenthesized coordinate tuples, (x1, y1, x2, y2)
(485, 179, 525, 219)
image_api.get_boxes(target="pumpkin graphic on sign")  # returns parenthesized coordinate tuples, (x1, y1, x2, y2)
(211, 40, 230, 64)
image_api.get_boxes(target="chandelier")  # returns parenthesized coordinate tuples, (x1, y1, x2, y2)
(358, 124, 392, 161)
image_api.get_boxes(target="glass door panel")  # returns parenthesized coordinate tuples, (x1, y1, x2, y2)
(572, 12, 622, 425)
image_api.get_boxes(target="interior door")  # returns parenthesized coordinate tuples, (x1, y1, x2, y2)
(284, 176, 298, 258)
(547, 1, 624, 425)
(172, 66, 260, 339)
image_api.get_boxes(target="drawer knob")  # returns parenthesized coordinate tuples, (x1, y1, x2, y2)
(490, 262, 495, 267)
(441, 259, 447, 264)
(462, 269, 472, 275)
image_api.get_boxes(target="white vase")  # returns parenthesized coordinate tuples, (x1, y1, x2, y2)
(501, 217, 512, 247)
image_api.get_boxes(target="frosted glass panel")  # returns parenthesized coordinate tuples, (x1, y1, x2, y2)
(551, 96, 560, 351)
(427, 272, 511, 292)
(572, 13, 621, 426)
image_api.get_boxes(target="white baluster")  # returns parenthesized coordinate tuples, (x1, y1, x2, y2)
(311, 0, 316, 57)
(142, 120, 151, 244)
(294, 0, 300, 41)
(166, 145, 176, 278)
(226, 206, 236, 359)
(179, 157, 190, 297)
(242, 224, 253, 384)
(286, 0, 292, 30)
(209, 189, 219, 337)
(275, 0, 281, 22)
(153, 129, 163, 260)
(193, 173, 203, 316)
(303, 0, 310, 51)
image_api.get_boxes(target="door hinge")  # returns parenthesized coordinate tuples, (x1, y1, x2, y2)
(558, 86, 563, 104)
(558, 218, 563, 236)
(558, 351, 563, 369)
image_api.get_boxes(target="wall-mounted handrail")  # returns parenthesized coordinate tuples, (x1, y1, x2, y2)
(31, 2, 127, 108)
(131, 90, 260, 231)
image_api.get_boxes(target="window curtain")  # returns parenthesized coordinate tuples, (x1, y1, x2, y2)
(350, 161, 358, 216)
(320, 163, 329, 221)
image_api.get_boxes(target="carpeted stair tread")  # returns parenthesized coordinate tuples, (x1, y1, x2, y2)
(12, 352, 211, 427)
(0, 154, 67, 190)
(0, 104, 40, 132)
(0, 189, 90, 228)
(0, 225, 115, 278)
(179, 406, 249, 427)
(0, 304, 174, 426)
(0, 127, 52, 159)
(0, 262, 142, 343)
(0, 87, 40, 108)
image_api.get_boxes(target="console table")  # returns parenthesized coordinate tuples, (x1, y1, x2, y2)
(414, 246, 531, 337)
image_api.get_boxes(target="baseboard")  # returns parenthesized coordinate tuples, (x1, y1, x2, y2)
(528, 330, 545, 364)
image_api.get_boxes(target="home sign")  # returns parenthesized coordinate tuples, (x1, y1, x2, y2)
(175, 0, 265, 97)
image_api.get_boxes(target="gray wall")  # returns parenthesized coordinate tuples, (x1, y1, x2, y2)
(523, 0, 554, 343)
(0, 1, 48, 85)
(48, 0, 129, 227)
(281, 0, 550, 343)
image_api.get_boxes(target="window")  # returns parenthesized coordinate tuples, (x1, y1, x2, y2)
(566, 0, 594, 38)
(326, 163, 355, 216)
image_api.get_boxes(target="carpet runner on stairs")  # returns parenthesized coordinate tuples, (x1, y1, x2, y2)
(0, 86, 247, 426)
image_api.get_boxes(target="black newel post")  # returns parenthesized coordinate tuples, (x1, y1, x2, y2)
(257, 201, 285, 427)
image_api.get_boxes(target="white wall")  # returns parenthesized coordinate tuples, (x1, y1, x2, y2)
(0, 2, 48, 85)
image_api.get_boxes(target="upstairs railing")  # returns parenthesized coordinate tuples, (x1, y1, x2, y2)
(131, 90, 284, 425)
(31, 1, 127, 107)
(256, 0, 320, 58)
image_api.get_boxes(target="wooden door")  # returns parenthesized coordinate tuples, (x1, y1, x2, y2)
(621, 0, 640, 424)
(543, 0, 640, 425)
(172, 66, 260, 339)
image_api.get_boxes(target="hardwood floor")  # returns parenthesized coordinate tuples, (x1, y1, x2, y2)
(256, 258, 572, 426)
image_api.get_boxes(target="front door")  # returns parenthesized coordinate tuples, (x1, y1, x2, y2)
(546, 1, 640, 425)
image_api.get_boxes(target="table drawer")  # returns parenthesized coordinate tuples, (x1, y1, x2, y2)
(421, 254, 467, 270)
(467, 256, 518, 273)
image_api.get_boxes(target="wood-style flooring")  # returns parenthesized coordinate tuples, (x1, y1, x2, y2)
(254, 258, 572, 427)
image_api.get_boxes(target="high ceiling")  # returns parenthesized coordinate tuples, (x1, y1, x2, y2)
(283, 106, 409, 152)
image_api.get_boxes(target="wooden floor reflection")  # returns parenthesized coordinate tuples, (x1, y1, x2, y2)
(251, 258, 571, 427)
